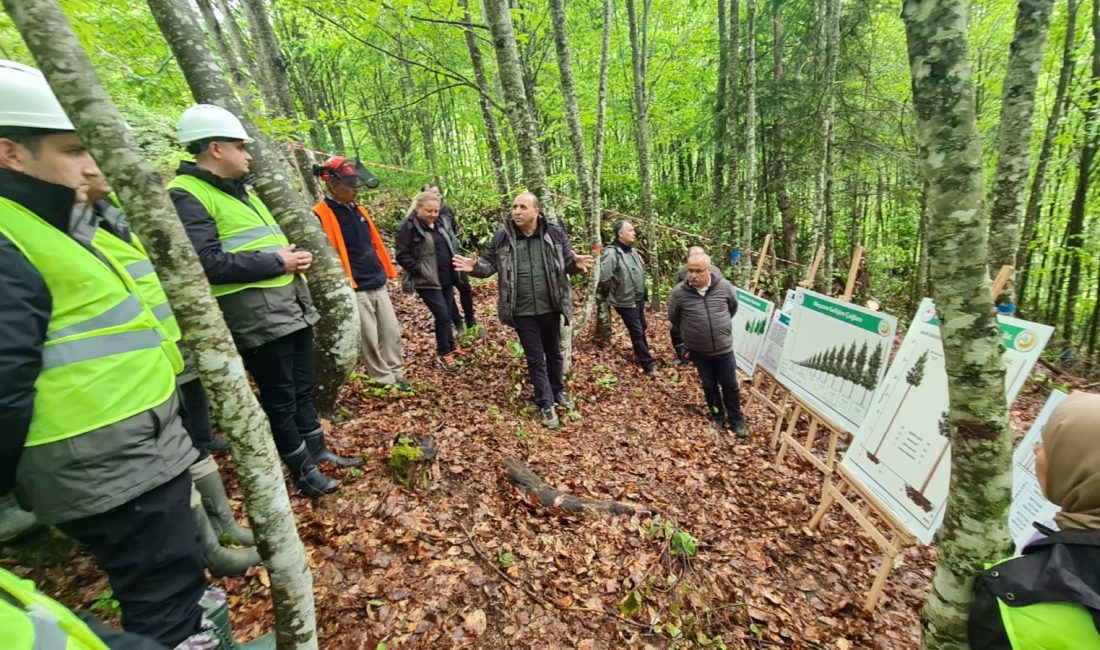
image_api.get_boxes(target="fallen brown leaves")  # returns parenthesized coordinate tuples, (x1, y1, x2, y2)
(4, 281, 1070, 649)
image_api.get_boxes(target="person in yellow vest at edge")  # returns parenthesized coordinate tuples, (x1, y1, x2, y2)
(0, 60, 214, 648)
(969, 390, 1100, 649)
(84, 176, 261, 579)
(0, 566, 171, 649)
(168, 104, 360, 498)
(310, 156, 408, 391)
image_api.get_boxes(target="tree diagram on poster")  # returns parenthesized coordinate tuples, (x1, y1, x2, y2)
(844, 298, 1055, 544)
(776, 289, 897, 431)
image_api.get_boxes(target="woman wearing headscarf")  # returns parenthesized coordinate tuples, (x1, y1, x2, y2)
(969, 391, 1100, 648)
(396, 191, 464, 371)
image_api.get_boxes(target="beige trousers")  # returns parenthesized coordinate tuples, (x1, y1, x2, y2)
(356, 287, 406, 384)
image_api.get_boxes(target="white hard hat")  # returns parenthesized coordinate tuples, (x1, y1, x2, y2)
(0, 60, 75, 131)
(177, 104, 252, 144)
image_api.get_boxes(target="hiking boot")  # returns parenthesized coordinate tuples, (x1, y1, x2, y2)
(394, 379, 411, 391)
(541, 406, 560, 429)
(206, 435, 230, 452)
(190, 456, 255, 547)
(733, 420, 749, 439)
(438, 352, 461, 371)
(191, 502, 261, 577)
(643, 364, 657, 376)
(303, 428, 362, 468)
(554, 390, 576, 411)
(281, 443, 338, 498)
(0, 493, 40, 543)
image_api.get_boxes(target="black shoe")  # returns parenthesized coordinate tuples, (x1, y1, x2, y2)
(281, 443, 338, 498)
(708, 414, 726, 430)
(643, 364, 657, 376)
(554, 390, 576, 411)
(394, 379, 411, 391)
(206, 435, 230, 452)
(541, 406, 560, 429)
(303, 428, 361, 468)
(734, 421, 749, 439)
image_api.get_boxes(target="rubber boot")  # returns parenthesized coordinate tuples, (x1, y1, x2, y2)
(302, 428, 361, 468)
(281, 442, 338, 497)
(191, 500, 261, 578)
(190, 456, 255, 547)
(0, 493, 41, 543)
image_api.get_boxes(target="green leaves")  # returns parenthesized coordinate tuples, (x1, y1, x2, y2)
(619, 589, 643, 616)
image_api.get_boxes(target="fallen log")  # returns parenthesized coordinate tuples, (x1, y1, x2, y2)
(503, 458, 651, 516)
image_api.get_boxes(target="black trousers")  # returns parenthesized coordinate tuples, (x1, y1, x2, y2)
(614, 302, 655, 370)
(178, 378, 213, 457)
(417, 286, 459, 355)
(514, 312, 565, 409)
(454, 276, 477, 328)
(57, 472, 205, 647)
(239, 326, 323, 455)
(690, 350, 745, 424)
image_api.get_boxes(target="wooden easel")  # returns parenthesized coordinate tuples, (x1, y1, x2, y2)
(748, 233, 772, 295)
(750, 367, 790, 444)
(804, 266, 1015, 610)
(808, 464, 916, 610)
(772, 398, 850, 475)
(799, 245, 825, 289)
(841, 245, 864, 302)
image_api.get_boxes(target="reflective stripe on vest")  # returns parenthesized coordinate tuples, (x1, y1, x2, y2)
(0, 569, 109, 650)
(0, 197, 181, 446)
(167, 173, 293, 297)
(91, 227, 181, 344)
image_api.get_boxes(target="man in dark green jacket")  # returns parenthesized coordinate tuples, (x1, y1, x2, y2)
(453, 191, 593, 428)
(667, 250, 747, 437)
(598, 220, 655, 374)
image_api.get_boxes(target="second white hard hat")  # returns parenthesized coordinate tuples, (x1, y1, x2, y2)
(0, 59, 75, 131)
(177, 104, 253, 145)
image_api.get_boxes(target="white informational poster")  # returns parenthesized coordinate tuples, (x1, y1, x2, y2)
(731, 287, 776, 376)
(1010, 390, 1066, 554)
(843, 298, 1055, 544)
(782, 289, 797, 314)
(776, 289, 898, 432)
(757, 311, 791, 376)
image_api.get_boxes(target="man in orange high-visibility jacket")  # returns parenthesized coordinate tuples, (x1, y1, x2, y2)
(312, 157, 408, 390)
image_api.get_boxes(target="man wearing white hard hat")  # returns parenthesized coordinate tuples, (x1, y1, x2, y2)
(0, 60, 211, 647)
(169, 104, 359, 498)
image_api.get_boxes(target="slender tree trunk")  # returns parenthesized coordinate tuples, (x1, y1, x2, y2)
(727, 0, 742, 261)
(713, 0, 730, 207)
(1016, 0, 1077, 311)
(240, 0, 319, 199)
(771, 0, 797, 289)
(1062, 0, 1100, 344)
(987, 0, 1055, 307)
(741, 0, 758, 283)
(818, 0, 839, 293)
(459, 0, 509, 209)
(626, 0, 657, 305)
(482, 0, 555, 219)
(1, 1, 318, 647)
(573, 0, 612, 339)
(147, 0, 358, 416)
(904, 2, 1012, 648)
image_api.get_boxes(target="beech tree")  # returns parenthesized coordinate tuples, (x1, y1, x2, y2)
(145, 0, 358, 414)
(903, 1, 1012, 647)
(0, 1, 318, 646)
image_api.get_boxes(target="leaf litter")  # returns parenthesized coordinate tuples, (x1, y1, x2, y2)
(6, 281, 1068, 648)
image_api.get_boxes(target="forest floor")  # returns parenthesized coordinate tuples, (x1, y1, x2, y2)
(5, 280, 1071, 649)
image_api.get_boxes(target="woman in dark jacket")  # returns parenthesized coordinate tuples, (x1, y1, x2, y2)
(395, 192, 463, 371)
(969, 391, 1100, 648)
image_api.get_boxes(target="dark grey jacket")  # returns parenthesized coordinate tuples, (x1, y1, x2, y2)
(170, 163, 318, 350)
(0, 169, 197, 524)
(471, 217, 582, 327)
(395, 215, 459, 291)
(598, 242, 647, 308)
(667, 270, 739, 355)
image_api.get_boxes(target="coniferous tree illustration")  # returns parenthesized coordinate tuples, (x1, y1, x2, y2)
(849, 341, 869, 397)
(867, 350, 928, 464)
(860, 344, 886, 406)
(907, 410, 952, 512)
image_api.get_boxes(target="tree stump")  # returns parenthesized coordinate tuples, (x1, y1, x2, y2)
(388, 433, 437, 489)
